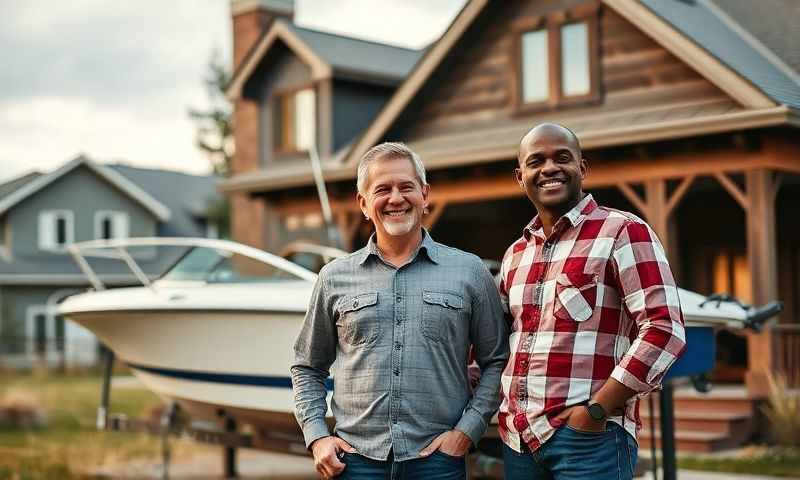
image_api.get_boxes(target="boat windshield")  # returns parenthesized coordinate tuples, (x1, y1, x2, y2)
(161, 247, 303, 283)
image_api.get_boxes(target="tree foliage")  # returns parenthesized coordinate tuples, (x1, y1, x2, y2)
(188, 50, 234, 177)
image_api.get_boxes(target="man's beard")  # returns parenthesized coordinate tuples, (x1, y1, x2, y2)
(381, 210, 418, 236)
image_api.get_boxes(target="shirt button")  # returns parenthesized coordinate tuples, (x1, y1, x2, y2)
(395, 342, 402, 350)
(396, 319, 402, 326)
(393, 369, 400, 376)
(396, 295, 402, 303)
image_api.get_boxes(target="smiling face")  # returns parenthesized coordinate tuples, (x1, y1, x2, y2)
(357, 154, 429, 240)
(516, 124, 587, 218)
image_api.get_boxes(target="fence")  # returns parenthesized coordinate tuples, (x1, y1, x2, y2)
(0, 336, 100, 371)
(773, 324, 800, 389)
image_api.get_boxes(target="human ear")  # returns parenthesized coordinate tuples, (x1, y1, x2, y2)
(357, 192, 369, 220)
(514, 168, 524, 188)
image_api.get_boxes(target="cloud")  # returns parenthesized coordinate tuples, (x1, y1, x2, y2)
(0, 0, 231, 109)
(0, 96, 212, 178)
(0, 0, 464, 183)
(296, 0, 465, 49)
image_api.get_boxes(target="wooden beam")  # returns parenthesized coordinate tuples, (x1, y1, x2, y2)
(644, 179, 669, 249)
(422, 202, 448, 231)
(772, 173, 783, 203)
(616, 182, 649, 219)
(665, 175, 695, 216)
(713, 171, 750, 211)
(269, 147, 796, 215)
(744, 169, 778, 397)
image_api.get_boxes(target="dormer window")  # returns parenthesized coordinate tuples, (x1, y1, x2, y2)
(275, 86, 316, 155)
(38, 210, 74, 251)
(94, 210, 129, 240)
(515, 8, 599, 111)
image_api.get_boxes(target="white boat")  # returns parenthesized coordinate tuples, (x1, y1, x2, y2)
(58, 237, 781, 446)
(59, 237, 344, 443)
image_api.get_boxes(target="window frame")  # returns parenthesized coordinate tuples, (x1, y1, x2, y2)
(272, 83, 317, 157)
(512, 5, 601, 114)
(38, 210, 75, 252)
(94, 210, 129, 240)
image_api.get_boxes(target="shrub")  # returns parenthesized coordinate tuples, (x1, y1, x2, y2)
(0, 388, 47, 429)
(761, 372, 800, 447)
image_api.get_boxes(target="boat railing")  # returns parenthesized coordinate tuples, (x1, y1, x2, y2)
(66, 237, 320, 291)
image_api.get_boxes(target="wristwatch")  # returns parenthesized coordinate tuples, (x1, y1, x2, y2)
(585, 400, 607, 421)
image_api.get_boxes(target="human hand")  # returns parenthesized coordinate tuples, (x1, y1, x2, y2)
(419, 429, 472, 457)
(310, 436, 356, 479)
(556, 405, 606, 433)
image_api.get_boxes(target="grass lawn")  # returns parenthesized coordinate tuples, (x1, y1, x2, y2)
(678, 447, 800, 478)
(0, 373, 204, 480)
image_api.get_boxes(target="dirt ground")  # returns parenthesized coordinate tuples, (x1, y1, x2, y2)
(92, 448, 317, 479)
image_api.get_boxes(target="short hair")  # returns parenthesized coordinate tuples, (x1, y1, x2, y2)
(356, 142, 427, 194)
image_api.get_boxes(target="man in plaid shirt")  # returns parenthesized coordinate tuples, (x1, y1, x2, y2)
(499, 123, 686, 480)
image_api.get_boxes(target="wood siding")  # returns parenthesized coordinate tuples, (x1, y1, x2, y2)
(399, 2, 723, 139)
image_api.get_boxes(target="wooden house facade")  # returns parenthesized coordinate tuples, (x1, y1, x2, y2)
(223, 0, 800, 451)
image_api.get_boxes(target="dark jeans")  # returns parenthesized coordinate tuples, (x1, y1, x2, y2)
(337, 451, 466, 480)
(503, 422, 638, 480)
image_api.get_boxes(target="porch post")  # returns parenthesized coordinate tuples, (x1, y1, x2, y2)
(744, 169, 778, 396)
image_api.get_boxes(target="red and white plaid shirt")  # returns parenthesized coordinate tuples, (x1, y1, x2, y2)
(498, 194, 686, 452)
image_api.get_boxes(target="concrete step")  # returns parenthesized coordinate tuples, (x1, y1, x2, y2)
(638, 386, 757, 453)
(637, 429, 734, 454)
(639, 410, 752, 436)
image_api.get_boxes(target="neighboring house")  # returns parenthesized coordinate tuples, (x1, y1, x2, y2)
(0, 155, 221, 369)
(220, 0, 800, 451)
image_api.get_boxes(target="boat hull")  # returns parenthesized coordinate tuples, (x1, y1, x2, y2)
(67, 309, 322, 435)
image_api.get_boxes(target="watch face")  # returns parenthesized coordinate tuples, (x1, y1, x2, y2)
(588, 403, 606, 420)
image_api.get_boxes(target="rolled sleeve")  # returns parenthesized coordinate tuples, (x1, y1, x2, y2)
(611, 220, 687, 394)
(291, 268, 337, 447)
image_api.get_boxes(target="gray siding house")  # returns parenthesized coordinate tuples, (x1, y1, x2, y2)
(0, 155, 220, 368)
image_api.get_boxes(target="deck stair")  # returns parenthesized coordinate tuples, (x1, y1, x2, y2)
(638, 385, 758, 453)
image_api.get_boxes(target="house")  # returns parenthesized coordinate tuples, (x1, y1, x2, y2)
(220, 0, 800, 451)
(0, 155, 221, 368)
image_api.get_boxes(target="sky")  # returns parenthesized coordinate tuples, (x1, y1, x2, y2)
(0, 0, 465, 184)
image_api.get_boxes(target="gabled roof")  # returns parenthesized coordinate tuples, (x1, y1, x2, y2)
(109, 164, 221, 236)
(343, 0, 799, 166)
(227, 19, 423, 99)
(287, 24, 423, 85)
(711, 0, 800, 74)
(0, 171, 43, 201)
(221, 0, 800, 196)
(0, 155, 171, 221)
(640, 0, 800, 109)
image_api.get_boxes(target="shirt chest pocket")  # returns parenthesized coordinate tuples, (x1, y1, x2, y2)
(421, 290, 465, 342)
(336, 292, 380, 346)
(554, 272, 598, 323)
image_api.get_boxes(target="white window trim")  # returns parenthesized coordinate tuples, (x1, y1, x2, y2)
(25, 304, 55, 356)
(94, 210, 129, 240)
(38, 210, 75, 252)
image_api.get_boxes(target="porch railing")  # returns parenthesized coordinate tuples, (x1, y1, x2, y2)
(773, 324, 800, 389)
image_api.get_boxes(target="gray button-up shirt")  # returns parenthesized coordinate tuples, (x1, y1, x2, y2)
(291, 232, 509, 461)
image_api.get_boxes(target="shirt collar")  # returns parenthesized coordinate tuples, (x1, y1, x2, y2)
(358, 229, 439, 265)
(523, 193, 597, 240)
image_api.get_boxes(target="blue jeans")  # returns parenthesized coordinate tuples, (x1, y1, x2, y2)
(503, 423, 638, 480)
(338, 451, 466, 480)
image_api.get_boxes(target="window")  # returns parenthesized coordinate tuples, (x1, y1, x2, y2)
(94, 211, 129, 240)
(275, 87, 316, 154)
(515, 9, 599, 111)
(38, 210, 74, 251)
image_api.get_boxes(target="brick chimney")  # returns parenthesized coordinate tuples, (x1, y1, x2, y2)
(231, 0, 294, 71)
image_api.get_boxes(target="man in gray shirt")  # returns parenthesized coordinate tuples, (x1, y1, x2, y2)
(291, 142, 508, 479)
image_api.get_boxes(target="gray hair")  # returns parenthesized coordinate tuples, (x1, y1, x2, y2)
(356, 142, 427, 194)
